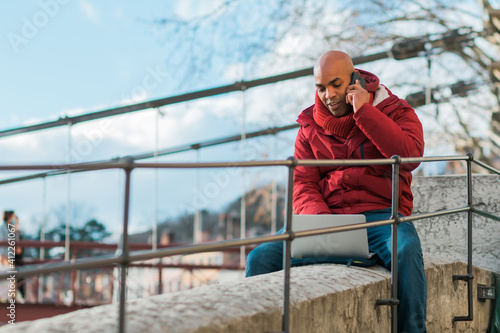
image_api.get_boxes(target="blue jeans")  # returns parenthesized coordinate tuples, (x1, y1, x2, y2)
(245, 209, 427, 333)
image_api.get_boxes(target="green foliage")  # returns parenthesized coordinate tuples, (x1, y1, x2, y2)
(77, 219, 111, 242)
(44, 219, 111, 243)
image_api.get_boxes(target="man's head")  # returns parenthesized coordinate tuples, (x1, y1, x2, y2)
(3, 211, 14, 223)
(314, 50, 356, 117)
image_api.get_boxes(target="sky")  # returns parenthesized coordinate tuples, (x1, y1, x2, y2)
(0, 0, 497, 242)
(0, 1, 303, 240)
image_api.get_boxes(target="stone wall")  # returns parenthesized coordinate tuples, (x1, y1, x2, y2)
(0, 256, 495, 332)
(412, 175, 500, 273)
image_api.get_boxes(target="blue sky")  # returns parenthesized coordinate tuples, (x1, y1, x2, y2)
(2, 2, 171, 126)
(0, 1, 301, 240)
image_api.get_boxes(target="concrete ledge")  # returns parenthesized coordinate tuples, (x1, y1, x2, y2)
(413, 175, 500, 274)
(0, 255, 495, 332)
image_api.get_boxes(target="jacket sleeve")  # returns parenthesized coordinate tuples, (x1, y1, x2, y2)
(292, 127, 332, 215)
(354, 101, 424, 171)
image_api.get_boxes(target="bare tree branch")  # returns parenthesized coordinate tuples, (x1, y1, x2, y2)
(149, 0, 499, 166)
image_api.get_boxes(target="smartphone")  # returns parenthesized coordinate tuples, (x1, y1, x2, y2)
(350, 72, 366, 89)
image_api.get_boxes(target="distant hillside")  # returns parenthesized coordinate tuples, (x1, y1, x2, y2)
(223, 183, 286, 230)
(129, 183, 286, 244)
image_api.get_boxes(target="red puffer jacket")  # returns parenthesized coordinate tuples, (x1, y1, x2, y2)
(292, 70, 424, 216)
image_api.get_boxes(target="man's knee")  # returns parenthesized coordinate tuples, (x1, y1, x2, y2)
(398, 223, 422, 252)
(246, 247, 261, 265)
(398, 236, 423, 263)
(246, 241, 284, 277)
(248, 242, 276, 262)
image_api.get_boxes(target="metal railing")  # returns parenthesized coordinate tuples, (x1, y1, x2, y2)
(0, 154, 499, 332)
(0, 26, 485, 139)
(0, 239, 247, 306)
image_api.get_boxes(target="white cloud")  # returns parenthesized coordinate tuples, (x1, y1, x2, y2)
(0, 133, 41, 153)
(22, 117, 52, 126)
(174, 0, 225, 21)
(221, 63, 245, 82)
(116, 90, 151, 106)
(79, 1, 100, 22)
(61, 106, 87, 117)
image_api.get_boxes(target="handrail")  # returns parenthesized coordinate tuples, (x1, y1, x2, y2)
(0, 239, 194, 250)
(0, 50, 394, 138)
(473, 159, 500, 175)
(0, 154, 498, 333)
(0, 27, 484, 139)
(0, 207, 481, 278)
(0, 123, 301, 186)
(0, 154, 474, 172)
(0, 209, 459, 280)
(474, 209, 500, 222)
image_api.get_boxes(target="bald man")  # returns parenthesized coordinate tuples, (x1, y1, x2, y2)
(246, 51, 427, 332)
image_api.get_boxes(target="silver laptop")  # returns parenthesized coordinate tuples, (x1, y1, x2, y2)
(291, 214, 371, 259)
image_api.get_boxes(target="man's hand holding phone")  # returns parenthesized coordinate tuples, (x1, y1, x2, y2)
(346, 72, 370, 113)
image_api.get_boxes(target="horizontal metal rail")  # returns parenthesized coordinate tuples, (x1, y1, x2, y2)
(0, 123, 301, 186)
(132, 123, 300, 160)
(0, 161, 130, 172)
(0, 205, 473, 280)
(0, 52, 392, 138)
(0, 154, 448, 194)
(0, 154, 471, 173)
(0, 27, 483, 139)
(0, 239, 196, 251)
(0, 120, 488, 189)
(0, 224, 376, 280)
(0, 154, 476, 190)
(399, 207, 471, 223)
(474, 209, 500, 222)
(0, 130, 482, 187)
(472, 159, 500, 175)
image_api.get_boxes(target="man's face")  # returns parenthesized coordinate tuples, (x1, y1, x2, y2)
(315, 65, 353, 117)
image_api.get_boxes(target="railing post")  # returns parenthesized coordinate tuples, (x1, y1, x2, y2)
(117, 158, 134, 333)
(158, 260, 163, 295)
(376, 155, 401, 333)
(282, 157, 296, 333)
(39, 176, 47, 303)
(453, 153, 474, 322)
(65, 122, 73, 262)
(71, 249, 78, 306)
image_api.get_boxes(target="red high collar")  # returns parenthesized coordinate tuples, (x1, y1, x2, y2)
(312, 91, 357, 138)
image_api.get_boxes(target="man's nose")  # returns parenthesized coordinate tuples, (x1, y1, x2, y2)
(325, 87, 336, 99)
